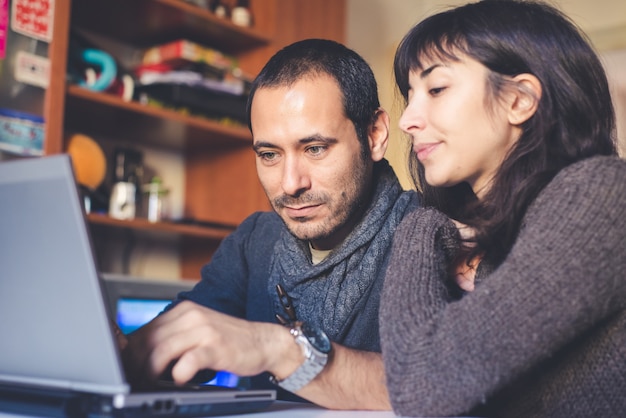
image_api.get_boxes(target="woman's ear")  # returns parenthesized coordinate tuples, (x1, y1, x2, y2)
(508, 73, 542, 125)
(368, 108, 390, 162)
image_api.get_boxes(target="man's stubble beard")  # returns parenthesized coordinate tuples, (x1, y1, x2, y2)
(273, 154, 371, 244)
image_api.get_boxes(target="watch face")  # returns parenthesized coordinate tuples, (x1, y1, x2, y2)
(301, 322, 332, 353)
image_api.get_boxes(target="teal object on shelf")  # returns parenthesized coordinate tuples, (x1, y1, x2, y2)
(79, 49, 117, 91)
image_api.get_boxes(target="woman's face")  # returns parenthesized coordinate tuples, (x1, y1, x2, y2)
(398, 53, 521, 198)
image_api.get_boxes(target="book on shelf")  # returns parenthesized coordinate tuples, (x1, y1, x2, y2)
(141, 39, 238, 71)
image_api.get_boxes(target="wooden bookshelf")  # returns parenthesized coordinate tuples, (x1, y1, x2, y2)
(42, 0, 346, 279)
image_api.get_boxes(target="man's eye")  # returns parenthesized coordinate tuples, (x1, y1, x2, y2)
(306, 146, 326, 156)
(258, 151, 278, 162)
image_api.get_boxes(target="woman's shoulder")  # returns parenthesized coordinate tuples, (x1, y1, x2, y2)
(528, 155, 626, 223)
(555, 155, 626, 183)
(546, 155, 626, 195)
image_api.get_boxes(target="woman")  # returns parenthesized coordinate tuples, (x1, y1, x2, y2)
(380, 1, 626, 417)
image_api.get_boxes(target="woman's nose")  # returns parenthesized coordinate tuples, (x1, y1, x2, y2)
(398, 100, 425, 134)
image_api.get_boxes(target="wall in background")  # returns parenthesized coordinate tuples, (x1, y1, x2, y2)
(346, 0, 626, 189)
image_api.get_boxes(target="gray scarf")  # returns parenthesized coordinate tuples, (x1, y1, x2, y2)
(267, 160, 415, 341)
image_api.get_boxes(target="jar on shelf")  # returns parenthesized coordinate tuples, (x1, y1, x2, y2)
(142, 176, 169, 223)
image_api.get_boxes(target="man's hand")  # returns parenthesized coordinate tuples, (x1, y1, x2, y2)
(451, 219, 480, 292)
(122, 301, 300, 388)
(453, 255, 481, 292)
(121, 301, 392, 411)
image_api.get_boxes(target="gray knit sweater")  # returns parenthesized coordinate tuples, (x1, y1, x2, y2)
(380, 156, 626, 418)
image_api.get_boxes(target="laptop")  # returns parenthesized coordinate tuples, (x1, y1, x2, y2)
(0, 155, 276, 417)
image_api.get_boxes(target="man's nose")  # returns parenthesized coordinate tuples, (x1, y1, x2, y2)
(281, 157, 311, 197)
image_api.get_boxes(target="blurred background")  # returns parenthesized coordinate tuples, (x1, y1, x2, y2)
(346, 0, 626, 188)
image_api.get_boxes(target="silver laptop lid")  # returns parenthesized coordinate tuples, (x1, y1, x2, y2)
(0, 155, 128, 395)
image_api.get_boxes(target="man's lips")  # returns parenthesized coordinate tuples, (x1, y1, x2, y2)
(413, 142, 440, 161)
(283, 204, 321, 218)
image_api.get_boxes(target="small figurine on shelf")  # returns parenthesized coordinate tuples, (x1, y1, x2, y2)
(209, 0, 229, 18)
(231, 0, 252, 27)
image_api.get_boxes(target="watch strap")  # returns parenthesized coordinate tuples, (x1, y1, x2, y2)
(270, 323, 329, 392)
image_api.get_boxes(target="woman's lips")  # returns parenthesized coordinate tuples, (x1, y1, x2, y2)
(414, 142, 440, 161)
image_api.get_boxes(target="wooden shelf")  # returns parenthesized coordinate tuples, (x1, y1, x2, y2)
(42, 0, 347, 279)
(65, 85, 252, 150)
(87, 212, 234, 240)
(71, 0, 271, 51)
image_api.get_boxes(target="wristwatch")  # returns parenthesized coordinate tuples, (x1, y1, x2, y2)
(271, 321, 332, 392)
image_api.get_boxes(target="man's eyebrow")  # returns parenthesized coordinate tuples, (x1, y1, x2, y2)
(300, 134, 338, 145)
(252, 141, 277, 152)
(252, 135, 338, 152)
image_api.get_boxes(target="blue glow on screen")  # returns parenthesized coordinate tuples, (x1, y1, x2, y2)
(116, 297, 239, 388)
(117, 298, 170, 334)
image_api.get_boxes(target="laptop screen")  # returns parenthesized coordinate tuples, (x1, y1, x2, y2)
(0, 155, 128, 393)
(103, 275, 240, 388)
(116, 297, 171, 334)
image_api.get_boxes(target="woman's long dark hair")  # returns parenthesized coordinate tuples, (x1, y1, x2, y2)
(395, 0, 617, 266)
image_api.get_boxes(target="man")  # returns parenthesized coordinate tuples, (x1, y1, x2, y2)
(123, 39, 418, 409)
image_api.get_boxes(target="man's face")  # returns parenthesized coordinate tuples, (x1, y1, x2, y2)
(251, 75, 373, 250)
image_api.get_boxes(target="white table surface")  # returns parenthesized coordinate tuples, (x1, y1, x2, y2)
(209, 401, 397, 417)
(0, 402, 396, 418)
(1, 400, 478, 417)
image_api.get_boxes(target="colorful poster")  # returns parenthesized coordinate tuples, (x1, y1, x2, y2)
(0, 0, 7, 58)
(11, 0, 54, 42)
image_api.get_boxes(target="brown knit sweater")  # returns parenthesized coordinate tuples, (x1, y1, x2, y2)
(380, 156, 626, 418)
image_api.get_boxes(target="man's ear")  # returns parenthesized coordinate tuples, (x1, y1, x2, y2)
(368, 108, 390, 162)
(508, 73, 542, 125)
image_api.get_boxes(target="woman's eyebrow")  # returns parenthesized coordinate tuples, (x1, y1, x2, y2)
(420, 63, 442, 79)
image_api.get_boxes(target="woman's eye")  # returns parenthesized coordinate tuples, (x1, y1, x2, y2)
(429, 86, 446, 96)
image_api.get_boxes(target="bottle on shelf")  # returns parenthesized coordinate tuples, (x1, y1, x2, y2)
(109, 148, 143, 220)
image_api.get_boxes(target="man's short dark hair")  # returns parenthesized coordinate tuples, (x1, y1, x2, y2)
(247, 39, 381, 154)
